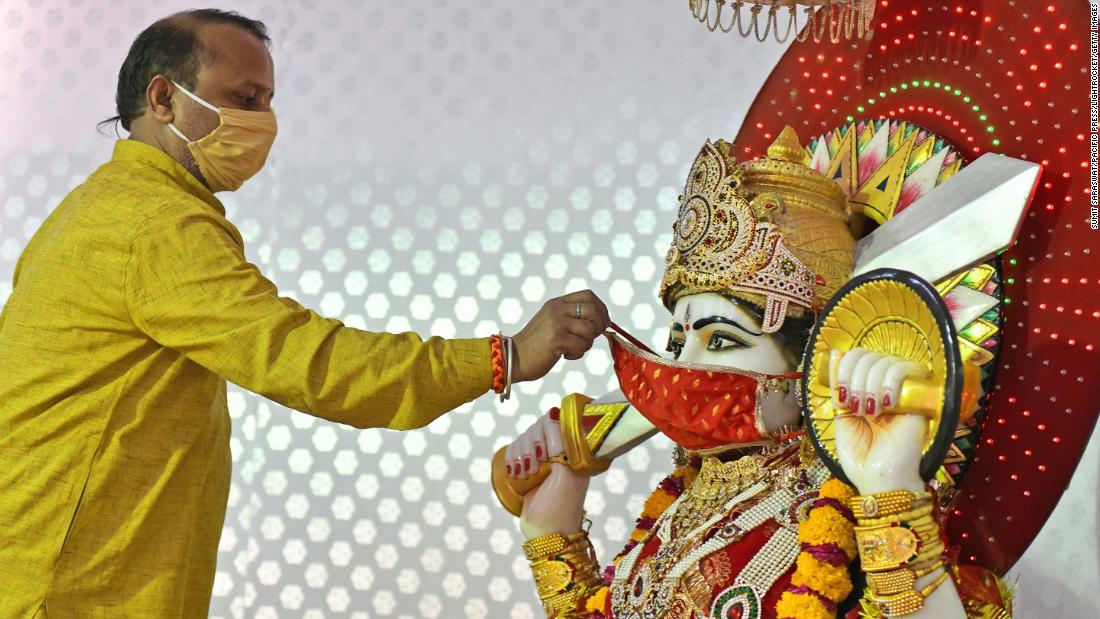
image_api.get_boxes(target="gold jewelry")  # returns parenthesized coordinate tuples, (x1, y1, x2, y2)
(849, 489, 932, 519)
(676, 454, 765, 533)
(869, 569, 951, 616)
(856, 502, 934, 527)
(854, 522, 920, 572)
(524, 530, 601, 616)
(659, 129, 850, 333)
(865, 560, 944, 596)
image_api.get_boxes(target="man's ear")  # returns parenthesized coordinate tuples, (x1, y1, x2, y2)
(145, 75, 175, 124)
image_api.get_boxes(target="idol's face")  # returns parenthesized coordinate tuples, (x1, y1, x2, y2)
(668, 292, 801, 432)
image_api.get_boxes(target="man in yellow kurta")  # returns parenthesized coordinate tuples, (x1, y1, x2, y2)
(0, 9, 610, 618)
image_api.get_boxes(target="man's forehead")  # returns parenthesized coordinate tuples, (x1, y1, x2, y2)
(196, 22, 274, 89)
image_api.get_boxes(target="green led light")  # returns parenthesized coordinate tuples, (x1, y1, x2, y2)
(1004, 298, 1011, 304)
(846, 115, 854, 122)
(852, 80, 998, 144)
(1006, 278, 1016, 285)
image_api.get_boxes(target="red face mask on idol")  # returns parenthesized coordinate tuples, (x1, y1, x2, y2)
(606, 327, 801, 452)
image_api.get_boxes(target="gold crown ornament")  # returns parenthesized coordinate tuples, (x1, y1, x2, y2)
(660, 127, 856, 332)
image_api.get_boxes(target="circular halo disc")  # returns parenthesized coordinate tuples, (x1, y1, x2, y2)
(801, 268, 962, 485)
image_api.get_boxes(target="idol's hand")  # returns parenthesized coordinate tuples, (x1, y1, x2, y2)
(512, 290, 611, 383)
(830, 347, 930, 495)
(505, 410, 590, 538)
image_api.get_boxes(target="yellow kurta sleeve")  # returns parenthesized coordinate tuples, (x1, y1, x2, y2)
(125, 204, 491, 430)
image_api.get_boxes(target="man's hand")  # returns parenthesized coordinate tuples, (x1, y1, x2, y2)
(511, 290, 610, 383)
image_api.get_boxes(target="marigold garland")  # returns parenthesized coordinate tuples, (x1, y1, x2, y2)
(778, 476, 858, 619)
(569, 458, 700, 618)
(797, 501, 858, 559)
(776, 590, 835, 619)
(791, 553, 854, 601)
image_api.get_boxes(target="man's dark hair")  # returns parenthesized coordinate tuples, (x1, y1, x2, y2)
(99, 9, 270, 134)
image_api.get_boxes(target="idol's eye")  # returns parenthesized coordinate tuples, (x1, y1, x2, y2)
(666, 338, 684, 360)
(707, 331, 747, 352)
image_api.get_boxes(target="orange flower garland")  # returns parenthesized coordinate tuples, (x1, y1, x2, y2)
(569, 459, 700, 618)
(777, 477, 858, 619)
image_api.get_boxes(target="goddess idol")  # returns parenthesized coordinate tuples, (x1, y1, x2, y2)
(492, 121, 1030, 619)
(490, 2, 1096, 617)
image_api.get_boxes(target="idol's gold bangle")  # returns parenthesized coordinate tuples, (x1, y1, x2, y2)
(524, 530, 601, 617)
(856, 502, 935, 528)
(865, 560, 945, 596)
(868, 568, 951, 616)
(849, 489, 932, 520)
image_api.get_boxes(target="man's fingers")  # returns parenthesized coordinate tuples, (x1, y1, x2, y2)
(559, 290, 610, 331)
(556, 332, 591, 360)
(563, 313, 602, 343)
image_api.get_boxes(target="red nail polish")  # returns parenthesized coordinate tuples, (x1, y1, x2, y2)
(524, 458, 531, 472)
(866, 397, 875, 416)
(838, 386, 848, 403)
(883, 393, 892, 408)
(506, 464, 512, 475)
(851, 397, 859, 414)
(535, 445, 544, 459)
(548, 407, 560, 422)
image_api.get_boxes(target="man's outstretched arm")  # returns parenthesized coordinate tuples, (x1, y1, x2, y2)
(125, 206, 609, 429)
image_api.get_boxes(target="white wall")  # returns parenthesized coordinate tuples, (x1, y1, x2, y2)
(0, 1, 1095, 617)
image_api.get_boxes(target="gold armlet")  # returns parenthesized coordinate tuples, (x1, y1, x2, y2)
(855, 493, 949, 617)
(849, 489, 933, 519)
(867, 569, 951, 617)
(524, 530, 602, 617)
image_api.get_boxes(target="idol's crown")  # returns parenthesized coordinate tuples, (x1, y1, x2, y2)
(660, 139, 818, 333)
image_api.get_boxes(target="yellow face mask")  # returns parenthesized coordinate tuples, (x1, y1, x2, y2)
(167, 80, 277, 193)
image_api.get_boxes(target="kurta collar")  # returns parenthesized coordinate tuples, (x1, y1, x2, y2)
(112, 139, 226, 216)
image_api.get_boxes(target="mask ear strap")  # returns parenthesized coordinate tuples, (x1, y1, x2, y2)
(170, 80, 220, 113)
(167, 122, 192, 143)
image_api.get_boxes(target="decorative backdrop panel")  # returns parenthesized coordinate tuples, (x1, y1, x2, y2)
(0, 1, 1096, 617)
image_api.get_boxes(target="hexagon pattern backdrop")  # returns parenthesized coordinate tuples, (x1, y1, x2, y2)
(1, 1, 1097, 617)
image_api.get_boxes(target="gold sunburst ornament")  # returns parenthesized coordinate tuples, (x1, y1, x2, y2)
(688, 0, 876, 43)
(801, 268, 982, 485)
